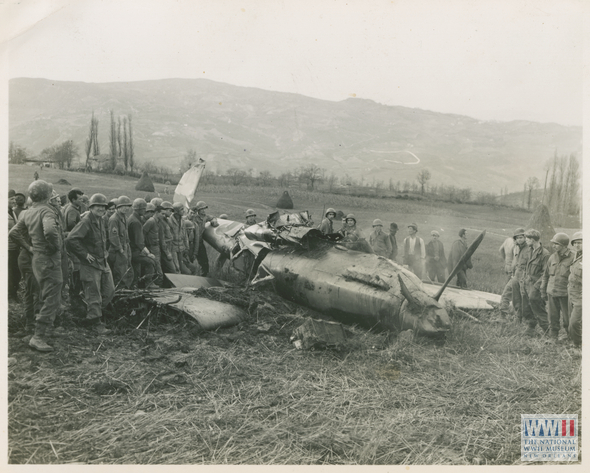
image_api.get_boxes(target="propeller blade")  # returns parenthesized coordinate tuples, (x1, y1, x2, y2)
(433, 230, 486, 301)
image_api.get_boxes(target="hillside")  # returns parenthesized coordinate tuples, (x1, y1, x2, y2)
(9, 78, 582, 193)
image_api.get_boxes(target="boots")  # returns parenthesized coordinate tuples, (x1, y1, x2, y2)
(29, 324, 54, 352)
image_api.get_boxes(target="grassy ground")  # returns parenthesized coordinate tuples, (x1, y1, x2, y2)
(7, 164, 582, 465)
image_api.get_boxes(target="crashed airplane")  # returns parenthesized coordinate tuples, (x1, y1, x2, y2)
(202, 210, 498, 337)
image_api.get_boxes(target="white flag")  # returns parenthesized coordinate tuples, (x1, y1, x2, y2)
(173, 159, 206, 208)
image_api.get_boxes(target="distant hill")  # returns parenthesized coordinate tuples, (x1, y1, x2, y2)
(9, 77, 582, 193)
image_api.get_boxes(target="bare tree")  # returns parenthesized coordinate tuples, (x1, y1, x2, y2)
(258, 170, 273, 187)
(227, 167, 248, 186)
(9, 142, 28, 164)
(278, 171, 292, 188)
(416, 169, 431, 195)
(128, 114, 135, 173)
(117, 116, 122, 157)
(92, 113, 100, 157)
(298, 164, 325, 190)
(525, 176, 540, 210)
(109, 110, 117, 170)
(326, 173, 339, 192)
(122, 116, 129, 171)
(180, 149, 198, 173)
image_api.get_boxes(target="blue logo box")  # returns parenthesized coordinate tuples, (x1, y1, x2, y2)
(521, 414, 578, 462)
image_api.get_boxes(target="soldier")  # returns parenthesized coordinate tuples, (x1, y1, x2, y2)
(143, 203, 164, 286)
(245, 209, 258, 226)
(520, 229, 550, 337)
(499, 228, 526, 319)
(157, 201, 176, 274)
(66, 194, 115, 333)
(169, 202, 190, 274)
(78, 194, 90, 214)
(9, 180, 63, 351)
(388, 223, 399, 261)
(144, 202, 156, 220)
(49, 190, 69, 310)
(447, 229, 472, 288)
(128, 198, 158, 287)
(568, 232, 582, 348)
(104, 198, 117, 224)
(425, 230, 447, 282)
(369, 219, 392, 258)
(541, 233, 575, 340)
(8, 191, 21, 301)
(13, 192, 28, 220)
(108, 196, 134, 289)
(189, 201, 219, 277)
(64, 188, 85, 311)
(403, 223, 425, 279)
(318, 208, 336, 235)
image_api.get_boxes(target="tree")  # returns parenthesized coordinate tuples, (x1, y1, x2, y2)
(109, 110, 117, 170)
(41, 140, 79, 169)
(180, 149, 198, 173)
(326, 172, 339, 192)
(227, 167, 248, 186)
(258, 170, 273, 187)
(92, 113, 100, 157)
(278, 171, 292, 188)
(122, 116, 129, 171)
(84, 111, 99, 171)
(117, 116, 122, 158)
(8, 142, 27, 164)
(525, 176, 540, 210)
(298, 164, 325, 190)
(128, 114, 135, 172)
(416, 169, 431, 195)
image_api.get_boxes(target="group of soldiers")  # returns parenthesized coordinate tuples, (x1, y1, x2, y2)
(317, 209, 473, 288)
(498, 228, 582, 347)
(8, 180, 220, 352)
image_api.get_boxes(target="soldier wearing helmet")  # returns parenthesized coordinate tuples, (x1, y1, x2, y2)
(9, 180, 63, 351)
(499, 227, 527, 319)
(425, 230, 447, 283)
(103, 198, 117, 226)
(403, 223, 425, 279)
(245, 209, 257, 226)
(49, 190, 69, 300)
(64, 187, 85, 311)
(568, 232, 582, 348)
(158, 201, 176, 273)
(541, 233, 575, 340)
(128, 198, 157, 287)
(520, 229, 550, 337)
(168, 202, 189, 274)
(188, 201, 219, 277)
(142, 201, 167, 285)
(369, 218, 392, 258)
(66, 194, 115, 334)
(318, 208, 336, 235)
(107, 196, 134, 289)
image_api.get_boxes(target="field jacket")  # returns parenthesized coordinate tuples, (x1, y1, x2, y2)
(369, 230, 392, 258)
(522, 243, 549, 288)
(318, 217, 334, 235)
(108, 211, 130, 256)
(64, 202, 82, 234)
(168, 214, 186, 253)
(143, 216, 160, 255)
(9, 202, 62, 256)
(540, 249, 574, 297)
(568, 250, 582, 303)
(157, 214, 172, 258)
(190, 214, 218, 257)
(66, 211, 108, 269)
(128, 211, 148, 257)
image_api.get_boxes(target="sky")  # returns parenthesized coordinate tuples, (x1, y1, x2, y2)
(1, 0, 585, 126)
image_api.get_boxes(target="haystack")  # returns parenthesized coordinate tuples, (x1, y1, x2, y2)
(56, 178, 71, 185)
(135, 172, 155, 192)
(276, 190, 294, 209)
(527, 204, 555, 250)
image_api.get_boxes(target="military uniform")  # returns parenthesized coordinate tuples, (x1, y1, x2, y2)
(158, 215, 175, 273)
(568, 251, 582, 347)
(369, 229, 392, 258)
(541, 248, 575, 336)
(190, 213, 218, 277)
(64, 202, 84, 309)
(108, 211, 133, 288)
(143, 215, 164, 286)
(520, 244, 550, 333)
(128, 211, 156, 287)
(66, 211, 115, 321)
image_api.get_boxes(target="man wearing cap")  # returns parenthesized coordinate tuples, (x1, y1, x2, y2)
(369, 219, 392, 258)
(568, 232, 582, 348)
(64, 188, 85, 312)
(157, 201, 176, 273)
(448, 229, 472, 288)
(143, 203, 165, 286)
(388, 223, 399, 261)
(318, 208, 336, 235)
(499, 228, 527, 319)
(520, 229, 550, 336)
(108, 196, 134, 289)
(128, 198, 158, 287)
(66, 194, 115, 333)
(540, 233, 575, 340)
(189, 201, 219, 277)
(403, 223, 425, 278)
(13, 192, 28, 220)
(425, 231, 447, 282)
(9, 180, 62, 351)
(245, 209, 258, 226)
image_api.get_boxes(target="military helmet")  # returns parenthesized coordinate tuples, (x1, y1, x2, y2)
(194, 201, 208, 211)
(183, 219, 195, 228)
(245, 209, 256, 217)
(372, 218, 383, 227)
(160, 201, 173, 210)
(50, 190, 60, 201)
(173, 202, 185, 212)
(132, 198, 147, 210)
(325, 208, 336, 217)
(88, 193, 108, 207)
(117, 195, 132, 207)
(219, 213, 229, 219)
(107, 198, 118, 209)
(145, 203, 156, 212)
(550, 232, 570, 247)
(28, 180, 53, 203)
(345, 213, 356, 224)
(151, 197, 163, 208)
(513, 227, 526, 239)
(571, 231, 582, 243)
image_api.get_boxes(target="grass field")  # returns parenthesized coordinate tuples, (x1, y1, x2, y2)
(7, 164, 583, 465)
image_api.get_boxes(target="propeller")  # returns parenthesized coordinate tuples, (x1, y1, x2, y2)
(433, 230, 486, 301)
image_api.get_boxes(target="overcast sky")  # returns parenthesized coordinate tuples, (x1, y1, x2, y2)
(2, 0, 585, 126)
